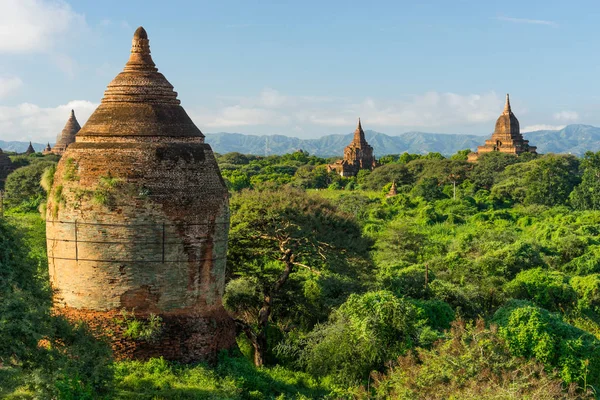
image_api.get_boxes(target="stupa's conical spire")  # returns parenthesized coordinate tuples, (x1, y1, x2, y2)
(25, 141, 35, 154)
(101, 26, 179, 105)
(52, 110, 80, 155)
(353, 118, 366, 143)
(503, 93, 511, 114)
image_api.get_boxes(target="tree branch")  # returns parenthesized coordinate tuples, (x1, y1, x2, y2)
(292, 261, 321, 275)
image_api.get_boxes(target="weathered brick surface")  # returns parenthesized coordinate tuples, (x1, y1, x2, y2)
(58, 305, 236, 362)
(46, 27, 236, 362)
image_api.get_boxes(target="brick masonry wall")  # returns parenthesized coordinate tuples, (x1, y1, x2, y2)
(46, 138, 236, 361)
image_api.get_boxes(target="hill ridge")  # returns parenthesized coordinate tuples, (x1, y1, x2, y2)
(1, 124, 598, 156)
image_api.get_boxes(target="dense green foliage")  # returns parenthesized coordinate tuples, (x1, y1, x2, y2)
(6, 149, 600, 398)
(3, 159, 56, 211)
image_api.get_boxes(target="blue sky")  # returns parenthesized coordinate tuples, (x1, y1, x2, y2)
(1, 0, 600, 142)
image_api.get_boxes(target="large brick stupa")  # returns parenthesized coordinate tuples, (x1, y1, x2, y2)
(45, 27, 235, 362)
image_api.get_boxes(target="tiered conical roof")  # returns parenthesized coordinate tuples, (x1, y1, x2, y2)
(25, 142, 35, 155)
(493, 94, 520, 139)
(351, 118, 369, 147)
(52, 110, 81, 155)
(78, 26, 203, 139)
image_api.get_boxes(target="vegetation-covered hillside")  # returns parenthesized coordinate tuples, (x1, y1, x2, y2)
(4, 149, 600, 398)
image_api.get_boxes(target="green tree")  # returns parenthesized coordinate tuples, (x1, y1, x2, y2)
(359, 163, 414, 191)
(523, 154, 580, 206)
(450, 148, 472, 161)
(469, 152, 520, 189)
(226, 188, 371, 366)
(571, 151, 600, 210)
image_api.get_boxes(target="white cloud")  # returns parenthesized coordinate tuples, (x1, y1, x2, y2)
(0, 0, 87, 53)
(192, 88, 505, 133)
(522, 124, 566, 132)
(553, 110, 579, 122)
(0, 76, 22, 98)
(496, 16, 558, 27)
(0, 100, 97, 142)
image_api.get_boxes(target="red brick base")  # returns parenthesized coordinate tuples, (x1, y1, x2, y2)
(57, 306, 237, 363)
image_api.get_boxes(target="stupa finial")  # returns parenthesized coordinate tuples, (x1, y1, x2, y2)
(133, 26, 148, 40)
(124, 26, 155, 71)
(504, 93, 511, 114)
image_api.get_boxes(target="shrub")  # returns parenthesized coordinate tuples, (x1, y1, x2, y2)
(300, 291, 430, 385)
(504, 268, 576, 311)
(571, 274, 600, 314)
(372, 319, 588, 399)
(493, 300, 600, 387)
(4, 161, 57, 210)
(376, 264, 433, 299)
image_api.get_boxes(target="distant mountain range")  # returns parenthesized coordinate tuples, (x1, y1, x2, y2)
(3, 124, 600, 157)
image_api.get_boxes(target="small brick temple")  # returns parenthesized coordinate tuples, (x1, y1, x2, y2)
(328, 118, 378, 176)
(468, 94, 537, 162)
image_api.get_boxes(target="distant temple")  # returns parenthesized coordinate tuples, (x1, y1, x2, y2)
(327, 119, 378, 177)
(468, 94, 537, 162)
(51, 110, 81, 155)
(24, 142, 35, 155)
(42, 143, 52, 155)
(386, 181, 397, 198)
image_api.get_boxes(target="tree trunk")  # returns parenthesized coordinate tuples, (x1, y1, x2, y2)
(251, 256, 295, 367)
(252, 330, 267, 367)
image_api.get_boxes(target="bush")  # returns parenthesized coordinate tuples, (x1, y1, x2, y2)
(300, 291, 431, 385)
(504, 268, 576, 311)
(493, 300, 600, 387)
(571, 274, 600, 314)
(376, 264, 433, 299)
(4, 161, 56, 211)
(372, 319, 588, 399)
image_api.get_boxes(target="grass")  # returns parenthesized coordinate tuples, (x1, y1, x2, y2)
(112, 355, 339, 399)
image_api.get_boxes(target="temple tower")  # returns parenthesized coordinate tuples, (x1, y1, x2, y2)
(468, 94, 537, 162)
(328, 118, 378, 176)
(45, 27, 235, 362)
(24, 142, 35, 155)
(52, 110, 81, 155)
(42, 143, 53, 155)
(386, 181, 397, 198)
